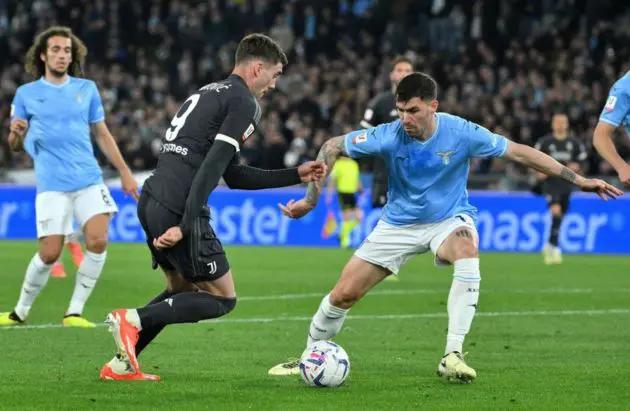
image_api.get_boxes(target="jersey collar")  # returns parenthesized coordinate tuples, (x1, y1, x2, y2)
(39, 76, 71, 88)
(405, 114, 440, 145)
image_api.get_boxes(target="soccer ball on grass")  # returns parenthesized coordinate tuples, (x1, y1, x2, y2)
(299, 340, 350, 388)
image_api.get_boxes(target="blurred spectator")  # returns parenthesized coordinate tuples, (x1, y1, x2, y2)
(1, 0, 630, 189)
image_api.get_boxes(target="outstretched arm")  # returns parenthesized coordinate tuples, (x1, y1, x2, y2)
(304, 136, 346, 207)
(223, 163, 301, 189)
(278, 135, 347, 218)
(222, 161, 326, 190)
(593, 122, 630, 185)
(503, 141, 622, 200)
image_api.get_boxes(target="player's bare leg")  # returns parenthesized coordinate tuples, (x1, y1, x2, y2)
(0, 236, 64, 326)
(269, 256, 388, 375)
(64, 214, 110, 328)
(435, 227, 480, 383)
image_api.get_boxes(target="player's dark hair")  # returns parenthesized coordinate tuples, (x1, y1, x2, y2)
(391, 55, 413, 71)
(235, 33, 288, 66)
(25, 26, 87, 78)
(395, 72, 438, 102)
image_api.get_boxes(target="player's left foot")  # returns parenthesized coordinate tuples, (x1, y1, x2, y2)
(105, 309, 141, 374)
(268, 358, 301, 376)
(0, 311, 24, 326)
(62, 314, 95, 328)
(67, 241, 84, 267)
(437, 351, 476, 383)
(51, 261, 66, 278)
(100, 355, 160, 381)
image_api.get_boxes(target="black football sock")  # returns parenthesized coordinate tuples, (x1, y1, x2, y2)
(136, 289, 175, 356)
(136, 291, 237, 329)
(549, 215, 562, 246)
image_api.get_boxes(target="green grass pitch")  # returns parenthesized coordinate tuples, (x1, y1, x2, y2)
(0, 241, 629, 410)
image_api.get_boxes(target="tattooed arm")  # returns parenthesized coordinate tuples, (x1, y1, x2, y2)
(502, 141, 622, 200)
(305, 136, 347, 208)
(278, 135, 348, 218)
(503, 141, 585, 185)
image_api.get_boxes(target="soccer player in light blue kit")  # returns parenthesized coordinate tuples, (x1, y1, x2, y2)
(1, 27, 138, 328)
(594, 71, 630, 186)
(269, 73, 621, 382)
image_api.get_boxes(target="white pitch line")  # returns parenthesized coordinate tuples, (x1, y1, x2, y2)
(238, 287, 628, 302)
(0, 308, 628, 331)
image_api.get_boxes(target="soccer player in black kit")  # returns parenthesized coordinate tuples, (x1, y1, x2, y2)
(99, 34, 326, 381)
(534, 113, 587, 264)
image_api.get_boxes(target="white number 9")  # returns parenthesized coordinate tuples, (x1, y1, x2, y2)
(165, 94, 200, 141)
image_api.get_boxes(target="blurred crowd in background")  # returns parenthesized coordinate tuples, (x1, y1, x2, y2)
(1, 0, 630, 188)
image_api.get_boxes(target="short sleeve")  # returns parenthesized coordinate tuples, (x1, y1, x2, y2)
(89, 82, 105, 123)
(344, 125, 386, 159)
(217, 97, 258, 153)
(599, 85, 630, 127)
(10, 89, 27, 120)
(466, 120, 509, 158)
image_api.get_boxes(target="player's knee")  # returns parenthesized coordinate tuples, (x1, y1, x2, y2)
(453, 238, 478, 260)
(221, 297, 237, 314)
(84, 234, 108, 253)
(39, 248, 62, 265)
(329, 285, 360, 309)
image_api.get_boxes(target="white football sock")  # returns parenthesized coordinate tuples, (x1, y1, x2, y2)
(66, 251, 107, 316)
(306, 293, 348, 348)
(445, 258, 480, 355)
(14, 253, 54, 320)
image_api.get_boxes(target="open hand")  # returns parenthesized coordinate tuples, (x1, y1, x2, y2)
(120, 170, 140, 202)
(577, 178, 623, 201)
(153, 226, 183, 249)
(278, 198, 314, 219)
(297, 161, 327, 183)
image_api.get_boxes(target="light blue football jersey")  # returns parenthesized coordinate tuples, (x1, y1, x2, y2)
(599, 71, 630, 137)
(344, 113, 509, 225)
(10, 76, 105, 192)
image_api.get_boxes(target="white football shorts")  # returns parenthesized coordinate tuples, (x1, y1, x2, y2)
(354, 214, 478, 275)
(35, 183, 118, 238)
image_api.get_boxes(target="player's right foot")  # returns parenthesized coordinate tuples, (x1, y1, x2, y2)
(384, 274, 399, 282)
(105, 309, 141, 374)
(67, 242, 84, 267)
(100, 355, 160, 381)
(268, 358, 301, 376)
(51, 261, 66, 278)
(0, 311, 24, 326)
(437, 351, 476, 383)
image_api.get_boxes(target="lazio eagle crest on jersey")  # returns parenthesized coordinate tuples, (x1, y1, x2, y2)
(436, 150, 456, 165)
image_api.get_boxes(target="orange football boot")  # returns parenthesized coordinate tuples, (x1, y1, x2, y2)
(67, 241, 84, 267)
(50, 261, 66, 278)
(105, 309, 142, 374)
